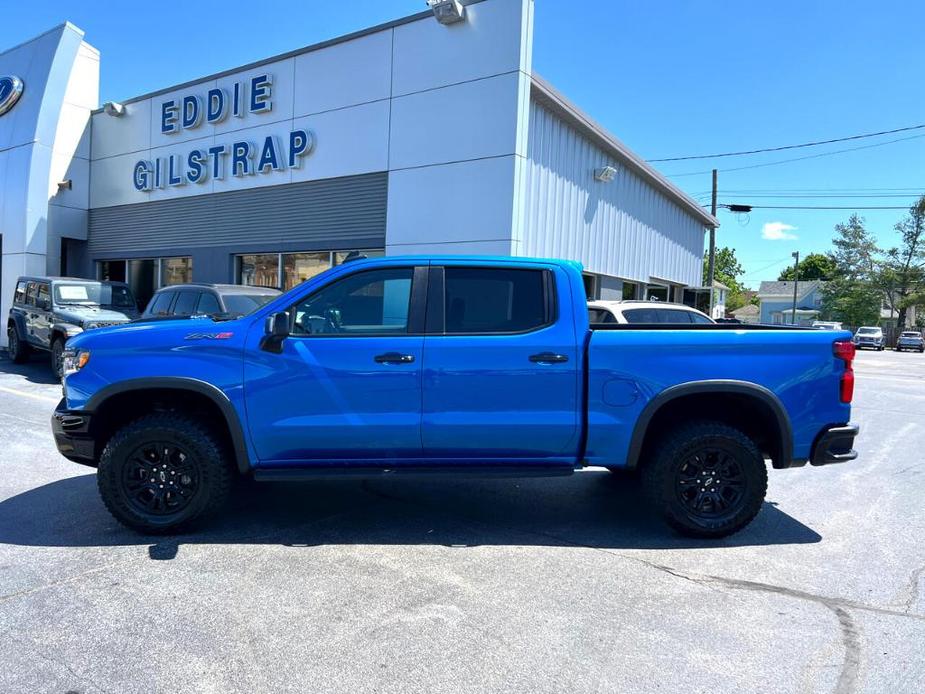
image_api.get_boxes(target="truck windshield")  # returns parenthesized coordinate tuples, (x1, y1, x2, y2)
(857, 328, 880, 335)
(54, 283, 137, 308)
(902, 332, 920, 338)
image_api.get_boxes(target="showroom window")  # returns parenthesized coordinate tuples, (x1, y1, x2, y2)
(97, 257, 193, 311)
(237, 250, 385, 290)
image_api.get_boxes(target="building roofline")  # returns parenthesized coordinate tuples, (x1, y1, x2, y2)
(89, 0, 495, 111)
(90, 10, 434, 112)
(0, 21, 84, 58)
(529, 74, 719, 230)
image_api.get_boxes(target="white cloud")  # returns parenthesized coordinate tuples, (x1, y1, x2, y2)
(761, 221, 798, 241)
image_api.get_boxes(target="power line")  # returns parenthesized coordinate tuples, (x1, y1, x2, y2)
(649, 123, 925, 162)
(664, 133, 925, 178)
(693, 187, 925, 194)
(702, 193, 922, 199)
(736, 205, 910, 210)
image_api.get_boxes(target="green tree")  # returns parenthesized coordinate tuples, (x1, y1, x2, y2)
(703, 246, 747, 311)
(777, 253, 837, 281)
(876, 196, 925, 329)
(821, 215, 882, 325)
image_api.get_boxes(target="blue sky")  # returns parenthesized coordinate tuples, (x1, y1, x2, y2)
(4, 1, 924, 288)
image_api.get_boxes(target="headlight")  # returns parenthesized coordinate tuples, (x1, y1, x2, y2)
(63, 349, 91, 377)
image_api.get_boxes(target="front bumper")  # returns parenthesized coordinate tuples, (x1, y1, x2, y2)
(51, 398, 97, 467)
(810, 424, 859, 466)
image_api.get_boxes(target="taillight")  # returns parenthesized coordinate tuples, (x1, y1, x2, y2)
(833, 339, 855, 403)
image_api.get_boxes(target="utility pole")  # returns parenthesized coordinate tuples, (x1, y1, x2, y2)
(707, 168, 718, 316)
(791, 251, 800, 325)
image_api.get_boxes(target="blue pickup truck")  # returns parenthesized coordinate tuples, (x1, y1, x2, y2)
(52, 256, 859, 537)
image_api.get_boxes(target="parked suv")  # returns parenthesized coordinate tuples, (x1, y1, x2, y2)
(853, 326, 885, 351)
(588, 300, 714, 325)
(142, 284, 280, 320)
(895, 331, 925, 353)
(7, 276, 139, 377)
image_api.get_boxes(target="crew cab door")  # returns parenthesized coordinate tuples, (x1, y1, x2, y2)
(243, 264, 426, 464)
(421, 262, 581, 464)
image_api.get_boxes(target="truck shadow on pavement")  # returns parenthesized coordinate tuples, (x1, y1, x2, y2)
(0, 471, 821, 557)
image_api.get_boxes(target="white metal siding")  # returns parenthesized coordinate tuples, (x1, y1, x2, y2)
(522, 99, 705, 286)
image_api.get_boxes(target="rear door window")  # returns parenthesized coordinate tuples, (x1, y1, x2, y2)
(443, 267, 551, 334)
(172, 291, 199, 316)
(147, 292, 175, 316)
(196, 292, 221, 315)
(25, 283, 38, 307)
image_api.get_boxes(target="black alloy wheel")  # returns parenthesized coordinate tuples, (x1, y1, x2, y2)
(642, 421, 767, 538)
(120, 441, 200, 516)
(675, 448, 746, 519)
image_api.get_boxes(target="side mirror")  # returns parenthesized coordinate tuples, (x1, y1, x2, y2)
(260, 312, 290, 353)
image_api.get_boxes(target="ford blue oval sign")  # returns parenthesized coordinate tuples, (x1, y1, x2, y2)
(0, 76, 24, 116)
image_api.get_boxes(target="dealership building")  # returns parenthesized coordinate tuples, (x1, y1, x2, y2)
(0, 0, 717, 341)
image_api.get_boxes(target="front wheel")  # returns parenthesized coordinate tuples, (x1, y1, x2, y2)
(97, 412, 233, 534)
(642, 421, 768, 538)
(7, 325, 30, 363)
(51, 338, 66, 380)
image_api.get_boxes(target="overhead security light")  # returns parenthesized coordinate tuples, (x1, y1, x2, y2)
(594, 165, 618, 182)
(104, 101, 125, 117)
(428, 0, 466, 25)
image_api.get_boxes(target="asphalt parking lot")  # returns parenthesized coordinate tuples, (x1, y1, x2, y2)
(0, 348, 923, 693)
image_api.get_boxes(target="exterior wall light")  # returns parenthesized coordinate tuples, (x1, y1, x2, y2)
(57, 179, 72, 191)
(104, 101, 125, 117)
(428, 0, 466, 25)
(594, 165, 618, 182)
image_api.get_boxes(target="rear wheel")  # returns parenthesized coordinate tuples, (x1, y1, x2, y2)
(642, 421, 768, 538)
(97, 412, 233, 534)
(7, 325, 30, 363)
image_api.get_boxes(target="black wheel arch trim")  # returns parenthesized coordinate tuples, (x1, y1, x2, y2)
(85, 377, 251, 474)
(625, 380, 794, 470)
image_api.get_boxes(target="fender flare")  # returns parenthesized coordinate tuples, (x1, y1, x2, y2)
(625, 380, 793, 469)
(86, 377, 251, 474)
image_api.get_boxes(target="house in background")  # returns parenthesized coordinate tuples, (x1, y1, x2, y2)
(731, 303, 760, 323)
(757, 280, 824, 325)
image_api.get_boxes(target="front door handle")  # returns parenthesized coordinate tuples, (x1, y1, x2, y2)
(374, 352, 415, 364)
(529, 352, 569, 364)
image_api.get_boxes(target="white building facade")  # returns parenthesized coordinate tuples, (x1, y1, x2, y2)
(0, 0, 717, 343)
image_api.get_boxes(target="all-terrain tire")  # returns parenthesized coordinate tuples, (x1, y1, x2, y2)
(7, 324, 30, 363)
(641, 420, 768, 538)
(97, 412, 233, 534)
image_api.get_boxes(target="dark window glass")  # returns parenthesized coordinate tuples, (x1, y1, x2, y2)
(147, 292, 174, 316)
(660, 309, 694, 323)
(36, 284, 51, 310)
(444, 268, 549, 334)
(223, 294, 277, 316)
(196, 292, 221, 315)
(622, 308, 660, 324)
(172, 291, 199, 316)
(588, 308, 616, 324)
(291, 268, 413, 336)
(25, 283, 38, 307)
(688, 311, 714, 325)
(14, 281, 28, 304)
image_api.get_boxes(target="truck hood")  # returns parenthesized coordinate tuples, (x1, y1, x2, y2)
(66, 314, 247, 350)
(57, 305, 138, 325)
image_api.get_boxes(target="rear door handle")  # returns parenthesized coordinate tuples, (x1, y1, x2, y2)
(374, 352, 415, 364)
(529, 352, 569, 364)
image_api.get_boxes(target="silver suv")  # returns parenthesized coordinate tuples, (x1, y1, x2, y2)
(853, 326, 885, 351)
